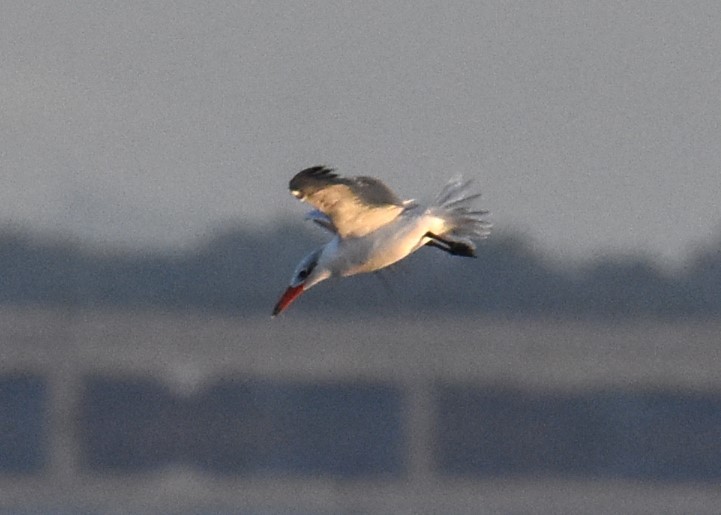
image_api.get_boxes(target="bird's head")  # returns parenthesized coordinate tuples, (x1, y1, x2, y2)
(272, 248, 330, 316)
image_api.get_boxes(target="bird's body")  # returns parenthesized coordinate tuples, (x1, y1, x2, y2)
(319, 209, 445, 276)
(273, 166, 491, 315)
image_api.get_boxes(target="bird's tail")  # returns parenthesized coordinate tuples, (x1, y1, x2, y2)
(428, 176, 492, 253)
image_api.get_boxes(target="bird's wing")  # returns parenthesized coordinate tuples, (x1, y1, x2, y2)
(304, 209, 336, 233)
(289, 166, 405, 238)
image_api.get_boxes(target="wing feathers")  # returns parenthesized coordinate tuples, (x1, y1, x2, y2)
(289, 166, 404, 238)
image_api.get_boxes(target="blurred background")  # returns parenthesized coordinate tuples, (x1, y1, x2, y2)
(2, 2, 721, 513)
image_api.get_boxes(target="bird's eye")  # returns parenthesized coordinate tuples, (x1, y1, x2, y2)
(298, 269, 309, 280)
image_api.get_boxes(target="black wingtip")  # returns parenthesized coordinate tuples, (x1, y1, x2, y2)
(289, 166, 339, 193)
(297, 165, 336, 177)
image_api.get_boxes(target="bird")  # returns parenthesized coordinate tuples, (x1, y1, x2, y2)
(272, 166, 491, 316)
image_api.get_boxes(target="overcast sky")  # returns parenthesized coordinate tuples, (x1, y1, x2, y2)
(2, 2, 720, 265)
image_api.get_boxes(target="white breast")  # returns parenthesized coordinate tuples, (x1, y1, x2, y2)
(331, 210, 446, 277)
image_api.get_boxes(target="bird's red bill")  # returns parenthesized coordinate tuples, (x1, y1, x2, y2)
(272, 284, 304, 316)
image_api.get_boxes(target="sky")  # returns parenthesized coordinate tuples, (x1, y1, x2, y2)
(2, 1, 720, 265)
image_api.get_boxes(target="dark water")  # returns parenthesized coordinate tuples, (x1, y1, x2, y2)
(4, 374, 721, 482)
(3, 310, 721, 513)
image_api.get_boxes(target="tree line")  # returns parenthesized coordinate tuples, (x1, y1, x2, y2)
(0, 222, 719, 317)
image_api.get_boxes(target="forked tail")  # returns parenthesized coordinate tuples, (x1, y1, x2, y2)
(426, 176, 492, 256)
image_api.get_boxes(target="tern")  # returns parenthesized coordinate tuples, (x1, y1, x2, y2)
(272, 166, 491, 316)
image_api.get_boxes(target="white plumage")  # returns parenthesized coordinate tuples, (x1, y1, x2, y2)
(273, 166, 491, 315)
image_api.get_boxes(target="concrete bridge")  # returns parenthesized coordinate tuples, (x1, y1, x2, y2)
(2, 308, 721, 513)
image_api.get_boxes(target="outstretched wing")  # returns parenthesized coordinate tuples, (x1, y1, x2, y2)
(289, 166, 405, 238)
